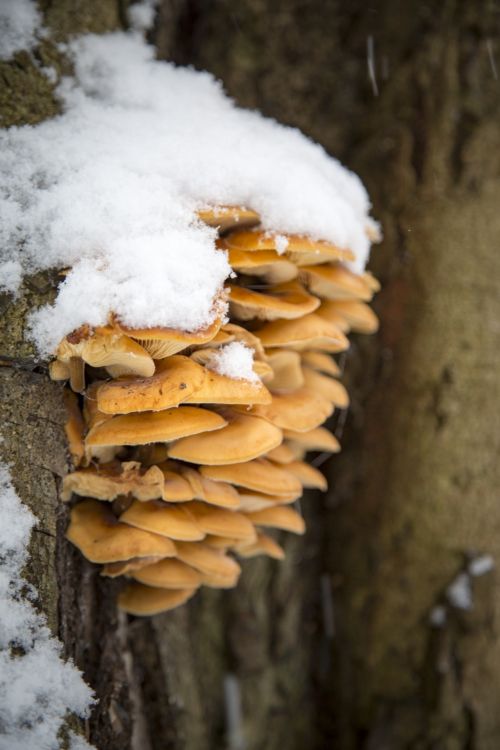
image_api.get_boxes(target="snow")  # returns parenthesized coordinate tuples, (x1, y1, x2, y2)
(446, 572, 472, 610)
(0, 28, 377, 356)
(224, 674, 245, 750)
(0, 0, 41, 60)
(429, 605, 447, 627)
(206, 342, 259, 383)
(469, 554, 494, 577)
(0, 464, 95, 750)
(273, 234, 289, 255)
(128, 1, 157, 32)
(68, 732, 96, 750)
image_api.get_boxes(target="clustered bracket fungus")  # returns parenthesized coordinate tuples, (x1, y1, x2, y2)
(54, 206, 380, 616)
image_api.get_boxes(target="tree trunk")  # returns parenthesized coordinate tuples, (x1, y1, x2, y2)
(2, 1, 500, 749)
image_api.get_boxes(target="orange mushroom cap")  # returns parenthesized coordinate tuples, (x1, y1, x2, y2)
(66, 499, 176, 563)
(169, 410, 283, 465)
(118, 583, 197, 616)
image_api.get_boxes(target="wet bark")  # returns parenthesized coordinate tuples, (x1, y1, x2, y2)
(2, 1, 500, 749)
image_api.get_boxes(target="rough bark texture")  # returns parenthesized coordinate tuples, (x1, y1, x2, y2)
(2, 1, 500, 749)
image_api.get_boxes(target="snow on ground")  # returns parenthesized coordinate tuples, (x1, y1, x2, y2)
(206, 342, 260, 383)
(0, 0, 41, 60)
(0, 464, 95, 750)
(0, 27, 377, 356)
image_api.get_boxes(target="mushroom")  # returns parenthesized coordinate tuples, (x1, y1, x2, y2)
(82, 383, 120, 462)
(301, 351, 341, 377)
(56, 201, 380, 615)
(362, 271, 381, 293)
(203, 534, 243, 552)
(265, 349, 304, 392)
(283, 426, 340, 453)
(61, 461, 165, 503)
(192, 328, 236, 349)
(85, 406, 227, 449)
(284, 460, 328, 491)
(175, 541, 242, 579)
(56, 326, 155, 391)
(118, 583, 197, 616)
(301, 368, 350, 408)
(315, 302, 351, 332)
(49, 359, 71, 382)
(180, 467, 241, 509)
(101, 556, 166, 578)
(66, 499, 177, 563)
(134, 444, 170, 466)
(255, 313, 349, 352)
(168, 410, 283, 465)
(198, 568, 241, 589)
(235, 532, 285, 560)
(97, 356, 206, 414)
(223, 230, 355, 266)
(243, 506, 306, 535)
(119, 500, 205, 541)
(132, 558, 202, 589)
(190, 322, 268, 361)
(197, 205, 260, 232)
(236, 489, 300, 512)
(203, 534, 241, 550)
(226, 248, 298, 284)
(284, 441, 307, 461)
(83, 382, 114, 430)
(183, 501, 257, 542)
(300, 264, 374, 301)
(63, 390, 86, 468)
(157, 464, 196, 502)
(199, 457, 302, 498)
(265, 443, 298, 464)
(321, 300, 379, 334)
(228, 280, 319, 321)
(97, 351, 272, 413)
(116, 317, 222, 359)
(182, 367, 272, 406)
(248, 387, 334, 432)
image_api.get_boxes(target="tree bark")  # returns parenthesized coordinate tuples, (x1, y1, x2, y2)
(2, 1, 500, 749)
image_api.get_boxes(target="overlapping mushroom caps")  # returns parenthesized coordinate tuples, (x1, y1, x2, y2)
(54, 205, 379, 616)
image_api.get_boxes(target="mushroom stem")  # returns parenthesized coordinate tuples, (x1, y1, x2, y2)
(69, 356, 86, 393)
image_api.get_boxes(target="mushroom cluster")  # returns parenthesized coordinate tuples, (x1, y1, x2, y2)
(53, 206, 379, 616)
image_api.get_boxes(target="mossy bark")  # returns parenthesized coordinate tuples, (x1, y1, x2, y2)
(2, 1, 500, 749)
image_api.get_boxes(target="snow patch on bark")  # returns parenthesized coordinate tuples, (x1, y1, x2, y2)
(0, 464, 95, 750)
(0, 0, 41, 60)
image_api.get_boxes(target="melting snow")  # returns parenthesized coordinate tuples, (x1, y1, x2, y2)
(0, 464, 95, 750)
